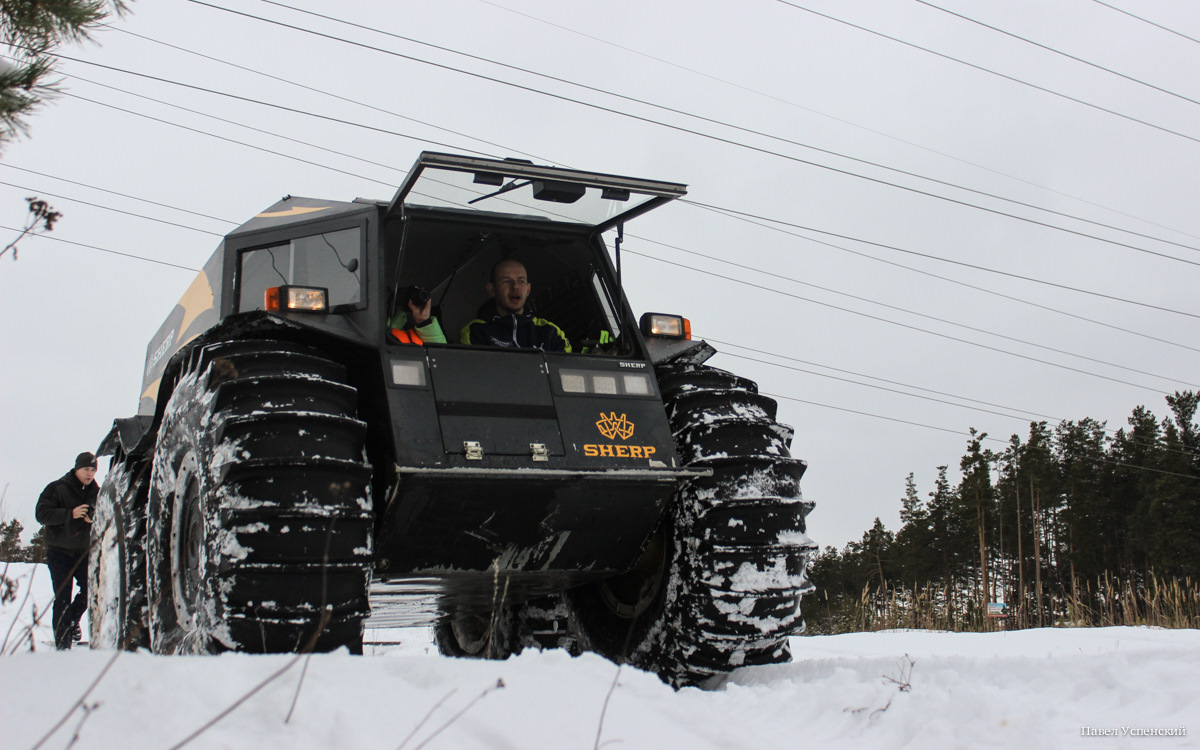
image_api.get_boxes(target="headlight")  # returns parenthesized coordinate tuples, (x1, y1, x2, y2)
(639, 312, 690, 339)
(265, 285, 328, 312)
(390, 359, 427, 386)
(559, 369, 653, 396)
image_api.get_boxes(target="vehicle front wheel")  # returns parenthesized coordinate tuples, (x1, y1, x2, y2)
(145, 339, 375, 654)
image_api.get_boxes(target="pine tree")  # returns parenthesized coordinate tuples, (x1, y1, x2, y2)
(25, 524, 46, 563)
(0, 517, 24, 561)
(1149, 392, 1200, 578)
(1109, 405, 1164, 578)
(1054, 418, 1110, 589)
(958, 429, 995, 606)
(1, 0, 128, 148)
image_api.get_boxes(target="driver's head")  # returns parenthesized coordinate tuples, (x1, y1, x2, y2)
(487, 258, 530, 315)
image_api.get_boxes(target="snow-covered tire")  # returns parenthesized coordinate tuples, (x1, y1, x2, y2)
(569, 362, 816, 687)
(145, 339, 374, 654)
(89, 456, 150, 650)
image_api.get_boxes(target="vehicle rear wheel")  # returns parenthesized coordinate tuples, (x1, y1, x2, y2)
(88, 455, 150, 650)
(568, 362, 816, 687)
(145, 339, 374, 654)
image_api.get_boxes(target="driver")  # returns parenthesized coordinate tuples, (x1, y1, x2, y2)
(460, 259, 571, 352)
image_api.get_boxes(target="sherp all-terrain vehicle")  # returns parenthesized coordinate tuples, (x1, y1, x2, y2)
(89, 152, 815, 686)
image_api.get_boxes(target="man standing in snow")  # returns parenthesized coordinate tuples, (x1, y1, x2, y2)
(459, 258, 571, 352)
(35, 451, 99, 649)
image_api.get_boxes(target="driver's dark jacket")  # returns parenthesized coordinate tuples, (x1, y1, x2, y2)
(460, 310, 571, 352)
(35, 472, 98, 553)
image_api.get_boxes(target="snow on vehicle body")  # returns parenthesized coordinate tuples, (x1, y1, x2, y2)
(90, 152, 816, 686)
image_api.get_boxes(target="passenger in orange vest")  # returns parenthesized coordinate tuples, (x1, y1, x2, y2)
(388, 286, 447, 345)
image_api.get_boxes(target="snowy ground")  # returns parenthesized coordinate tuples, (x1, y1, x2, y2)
(2, 562, 1197, 749)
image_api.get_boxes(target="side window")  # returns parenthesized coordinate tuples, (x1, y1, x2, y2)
(238, 227, 362, 311)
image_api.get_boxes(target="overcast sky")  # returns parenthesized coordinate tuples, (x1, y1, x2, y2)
(2, 0, 1198, 551)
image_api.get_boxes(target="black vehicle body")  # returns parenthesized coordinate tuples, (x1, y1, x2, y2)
(93, 153, 814, 686)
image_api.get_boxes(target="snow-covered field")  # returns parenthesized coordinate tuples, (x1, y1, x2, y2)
(3, 562, 1196, 749)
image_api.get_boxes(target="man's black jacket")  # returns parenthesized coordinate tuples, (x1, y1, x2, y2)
(460, 310, 571, 352)
(35, 472, 98, 553)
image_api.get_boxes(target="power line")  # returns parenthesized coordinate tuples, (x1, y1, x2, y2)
(623, 247, 1167, 392)
(54, 48, 1196, 328)
(1090, 0, 1200, 47)
(178, 1, 1200, 269)
(33, 84, 1200, 384)
(471, 0, 1200, 248)
(62, 91, 400, 189)
(711, 338, 1200, 461)
(753, 385, 1200, 482)
(102, 24, 546, 163)
(690, 200, 1200, 320)
(0, 225, 199, 271)
(673, 203, 1200, 354)
(257, 0, 1200, 263)
(916, 0, 1200, 110)
(0, 180, 224, 236)
(45, 53, 495, 159)
(634, 231, 1199, 389)
(0, 164, 238, 224)
(64, 72, 411, 179)
(774, 0, 1200, 147)
(37, 44, 1195, 386)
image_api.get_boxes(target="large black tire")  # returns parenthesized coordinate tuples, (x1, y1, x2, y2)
(145, 339, 374, 654)
(89, 455, 150, 650)
(569, 362, 816, 687)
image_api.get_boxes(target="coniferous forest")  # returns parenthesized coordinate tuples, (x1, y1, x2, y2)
(807, 391, 1200, 634)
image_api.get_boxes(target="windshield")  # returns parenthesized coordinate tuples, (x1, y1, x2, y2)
(390, 153, 686, 232)
(238, 227, 362, 312)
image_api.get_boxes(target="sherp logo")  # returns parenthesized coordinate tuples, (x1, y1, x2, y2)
(596, 412, 635, 441)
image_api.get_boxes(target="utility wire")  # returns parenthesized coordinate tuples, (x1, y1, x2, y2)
(32, 83, 1198, 395)
(16, 160, 1190, 460)
(55, 50, 1194, 327)
(0, 225, 199, 270)
(45, 53, 494, 159)
(64, 72, 411, 179)
(472, 0, 1200, 246)
(623, 248, 1165, 392)
(14, 114, 1182, 392)
(711, 338, 1200, 461)
(753, 383, 1200, 481)
(257, 0, 1200, 262)
(40, 50, 1197, 385)
(0, 180, 224, 236)
(632, 229, 1199, 388)
(62, 91, 400, 189)
(472, 0, 1200, 247)
(758, 386, 1199, 481)
(102, 24, 545, 163)
(774, 0, 1200, 147)
(37, 87, 1200, 388)
(670, 204, 1200, 354)
(690, 200, 1200, 320)
(916, 0, 1200, 110)
(0, 164, 237, 224)
(1091, 0, 1200, 47)
(180, 1, 1200, 268)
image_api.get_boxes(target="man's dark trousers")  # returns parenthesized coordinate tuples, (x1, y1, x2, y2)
(46, 547, 88, 649)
